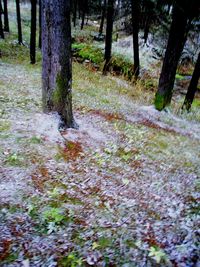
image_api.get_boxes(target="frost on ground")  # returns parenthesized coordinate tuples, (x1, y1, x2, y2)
(0, 62, 200, 267)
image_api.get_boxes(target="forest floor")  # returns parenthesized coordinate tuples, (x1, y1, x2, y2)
(0, 2, 200, 265)
(0, 58, 200, 266)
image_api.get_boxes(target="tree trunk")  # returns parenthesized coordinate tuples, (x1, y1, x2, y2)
(30, 0, 37, 64)
(42, 0, 75, 128)
(103, 0, 114, 74)
(38, 0, 41, 48)
(182, 52, 200, 111)
(131, 0, 140, 80)
(80, 0, 88, 30)
(16, 0, 23, 44)
(155, 0, 198, 111)
(73, 0, 77, 27)
(99, 0, 106, 35)
(3, 0, 9, 32)
(0, 0, 4, 39)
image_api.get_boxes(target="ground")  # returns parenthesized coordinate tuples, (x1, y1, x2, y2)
(0, 2, 200, 266)
(0, 59, 200, 266)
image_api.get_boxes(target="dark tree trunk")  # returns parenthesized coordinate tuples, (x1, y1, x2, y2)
(73, 0, 77, 27)
(0, 0, 4, 39)
(80, 0, 88, 30)
(155, 0, 198, 111)
(42, 0, 75, 128)
(16, 0, 23, 44)
(99, 0, 106, 35)
(38, 0, 41, 48)
(3, 0, 9, 32)
(131, 0, 140, 80)
(182, 52, 200, 111)
(30, 0, 37, 64)
(103, 0, 114, 74)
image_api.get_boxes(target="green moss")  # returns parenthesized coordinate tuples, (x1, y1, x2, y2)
(155, 93, 165, 111)
(52, 73, 67, 106)
(0, 120, 11, 131)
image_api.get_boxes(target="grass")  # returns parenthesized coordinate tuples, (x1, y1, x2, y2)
(0, 3, 200, 266)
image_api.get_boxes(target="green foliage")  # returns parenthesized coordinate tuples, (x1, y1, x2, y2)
(42, 207, 66, 225)
(0, 120, 11, 131)
(148, 246, 168, 264)
(111, 54, 134, 80)
(58, 253, 82, 267)
(29, 136, 42, 144)
(73, 43, 104, 64)
(5, 153, 24, 166)
(175, 74, 185, 80)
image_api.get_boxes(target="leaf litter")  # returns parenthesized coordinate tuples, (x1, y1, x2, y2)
(0, 62, 200, 266)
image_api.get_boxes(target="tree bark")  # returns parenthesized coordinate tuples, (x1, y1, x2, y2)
(0, 0, 4, 39)
(155, 0, 198, 111)
(38, 0, 41, 48)
(73, 0, 77, 27)
(16, 0, 23, 44)
(99, 0, 106, 35)
(3, 0, 9, 32)
(131, 0, 140, 80)
(103, 0, 114, 74)
(42, 0, 75, 128)
(182, 52, 200, 111)
(30, 0, 37, 64)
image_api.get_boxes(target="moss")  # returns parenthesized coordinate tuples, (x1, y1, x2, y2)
(155, 93, 165, 111)
(52, 73, 67, 107)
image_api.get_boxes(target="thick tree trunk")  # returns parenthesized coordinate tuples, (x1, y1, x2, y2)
(103, 0, 114, 74)
(42, 0, 75, 128)
(182, 52, 200, 111)
(30, 0, 37, 64)
(3, 0, 9, 32)
(16, 0, 23, 44)
(0, 0, 4, 39)
(155, 0, 198, 111)
(38, 0, 41, 48)
(99, 0, 106, 35)
(131, 0, 140, 80)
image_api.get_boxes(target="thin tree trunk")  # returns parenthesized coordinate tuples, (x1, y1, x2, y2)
(73, 0, 77, 27)
(3, 0, 9, 32)
(16, 0, 23, 44)
(99, 0, 106, 35)
(131, 0, 140, 80)
(38, 0, 41, 48)
(155, 0, 197, 111)
(30, 0, 37, 64)
(182, 52, 200, 111)
(42, 0, 76, 128)
(103, 0, 114, 74)
(0, 0, 4, 38)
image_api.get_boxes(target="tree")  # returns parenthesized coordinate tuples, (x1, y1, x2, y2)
(0, 0, 4, 39)
(3, 0, 9, 32)
(103, 0, 115, 74)
(99, 0, 107, 35)
(73, 0, 78, 27)
(131, 0, 140, 80)
(182, 52, 200, 111)
(30, 0, 37, 64)
(16, 0, 23, 44)
(38, 0, 41, 48)
(42, 0, 76, 128)
(155, 0, 199, 111)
